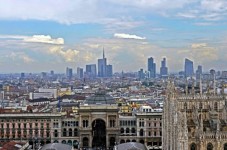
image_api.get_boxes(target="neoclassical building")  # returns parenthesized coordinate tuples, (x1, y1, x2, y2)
(0, 91, 162, 150)
(163, 80, 227, 150)
(78, 91, 119, 149)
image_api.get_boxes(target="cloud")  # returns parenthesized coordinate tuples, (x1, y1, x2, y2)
(6, 52, 35, 63)
(24, 35, 64, 45)
(191, 43, 207, 49)
(114, 33, 146, 40)
(0, 34, 64, 45)
(48, 46, 79, 62)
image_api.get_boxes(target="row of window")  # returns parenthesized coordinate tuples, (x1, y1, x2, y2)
(58, 128, 78, 137)
(0, 119, 51, 122)
(1, 123, 49, 129)
(61, 121, 79, 127)
(120, 120, 136, 126)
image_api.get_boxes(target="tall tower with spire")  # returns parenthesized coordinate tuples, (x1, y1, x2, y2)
(98, 48, 107, 77)
(103, 47, 105, 59)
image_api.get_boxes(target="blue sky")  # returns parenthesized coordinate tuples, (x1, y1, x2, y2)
(0, 0, 227, 73)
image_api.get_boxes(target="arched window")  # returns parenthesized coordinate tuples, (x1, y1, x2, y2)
(139, 129, 144, 136)
(224, 143, 227, 150)
(190, 143, 196, 150)
(126, 139, 130, 143)
(132, 139, 136, 142)
(68, 140, 72, 146)
(120, 128, 124, 134)
(74, 128, 78, 136)
(120, 139, 125, 144)
(73, 140, 78, 149)
(53, 140, 58, 143)
(139, 139, 144, 144)
(207, 143, 213, 150)
(63, 128, 67, 137)
(69, 128, 72, 136)
(62, 140, 66, 144)
(82, 137, 89, 147)
(126, 128, 130, 133)
(131, 128, 136, 134)
(54, 130, 58, 137)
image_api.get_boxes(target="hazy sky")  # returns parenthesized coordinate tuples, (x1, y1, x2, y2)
(0, 0, 227, 73)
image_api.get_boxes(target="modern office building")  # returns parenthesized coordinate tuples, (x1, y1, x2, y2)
(98, 50, 107, 77)
(148, 57, 156, 78)
(86, 64, 97, 78)
(106, 65, 113, 77)
(184, 58, 194, 77)
(138, 69, 145, 79)
(77, 67, 83, 79)
(160, 58, 168, 77)
(66, 67, 73, 79)
(196, 65, 202, 80)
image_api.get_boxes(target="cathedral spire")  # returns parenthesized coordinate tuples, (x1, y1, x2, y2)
(200, 76, 202, 95)
(185, 78, 188, 95)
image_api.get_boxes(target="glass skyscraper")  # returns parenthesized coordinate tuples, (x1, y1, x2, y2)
(184, 58, 194, 77)
(148, 57, 156, 78)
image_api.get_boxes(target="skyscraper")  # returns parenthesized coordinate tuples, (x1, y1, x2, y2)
(138, 68, 145, 79)
(106, 65, 113, 77)
(77, 67, 83, 79)
(184, 58, 194, 77)
(98, 49, 107, 77)
(160, 57, 168, 77)
(148, 57, 156, 78)
(86, 64, 97, 78)
(196, 65, 202, 80)
(66, 67, 73, 79)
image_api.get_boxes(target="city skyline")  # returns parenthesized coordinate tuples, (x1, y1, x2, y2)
(0, 1, 227, 73)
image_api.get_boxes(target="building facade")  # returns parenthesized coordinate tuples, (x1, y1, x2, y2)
(163, 80, 227, 150)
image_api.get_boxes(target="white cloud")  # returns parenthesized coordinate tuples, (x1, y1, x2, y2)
(6, 52, 34, 63)
(114, 33, 146, 40)
(191, 43, 207, 49)
(48, 46, 79, 62)
(24, 35, 64, 45)
(0, 34, 64, 45)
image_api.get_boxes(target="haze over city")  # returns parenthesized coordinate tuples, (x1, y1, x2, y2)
(0, 0, 227, 73)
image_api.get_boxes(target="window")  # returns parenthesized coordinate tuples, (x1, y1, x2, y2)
(154, 131, 156, 136)
(110, 120, 115, 127)
(63, 128, 67, 137)
(74, 128, 78, 136)
(54, 130, 58, 137)
(120, 128, 124, 134)
(139, 129, 144, 136)
(83, 120, 88, 128)
(69, 128, 72, 136)
(207, 143, 213, 150)
(126, 128, 129, 134)
(191, 143, 196, 150)
(131, 128, 136, 134)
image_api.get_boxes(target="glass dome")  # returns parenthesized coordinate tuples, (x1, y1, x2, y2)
(84, 91, 115, 105)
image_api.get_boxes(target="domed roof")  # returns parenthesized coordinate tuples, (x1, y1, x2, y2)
(84, 91, 115, 105)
